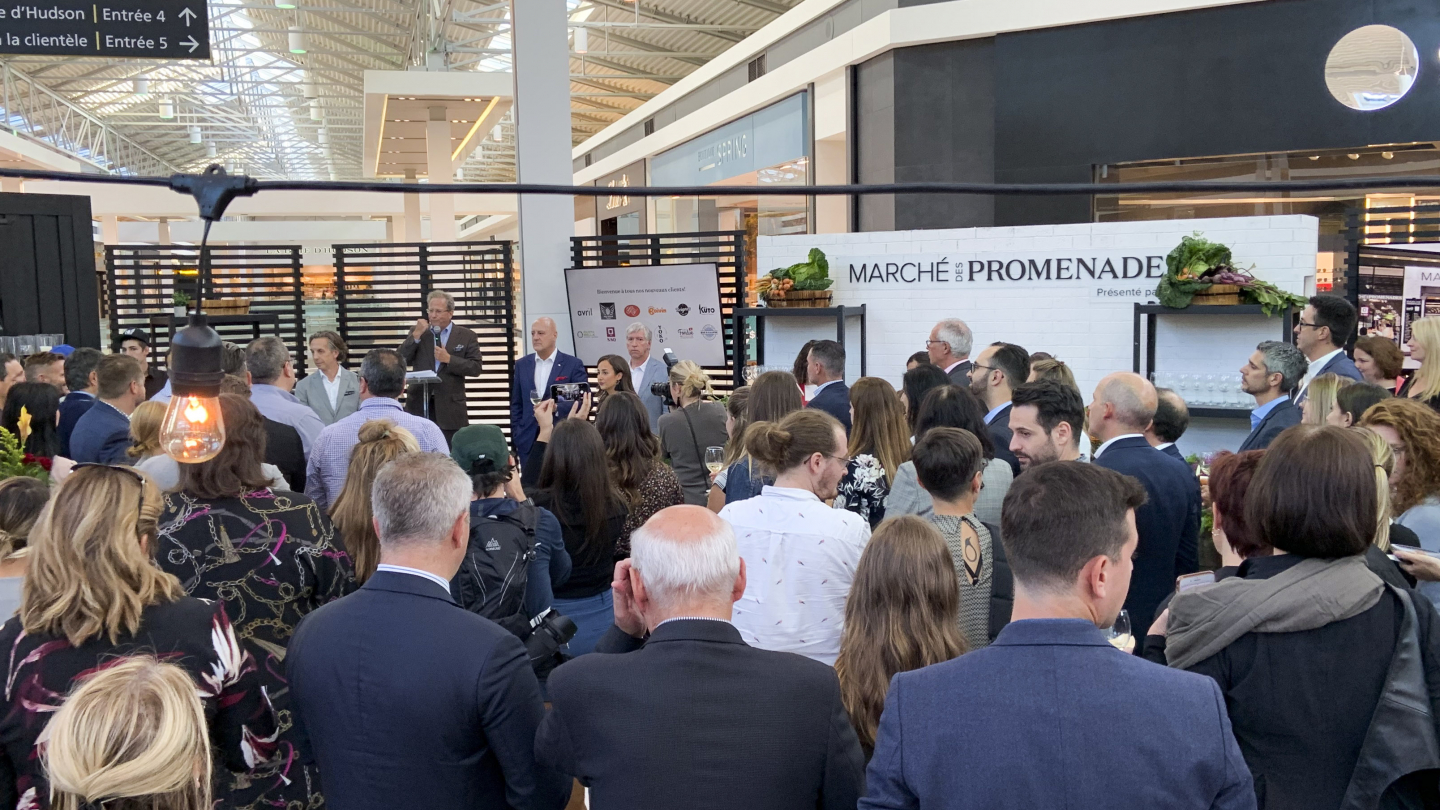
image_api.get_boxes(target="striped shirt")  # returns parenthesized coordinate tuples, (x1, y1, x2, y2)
(304, 397, 449, 511)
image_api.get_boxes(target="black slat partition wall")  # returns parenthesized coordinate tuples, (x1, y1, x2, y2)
(107, 245, 305, 372)
(569, 231, 745, 397)
(333, 241, 516, 431)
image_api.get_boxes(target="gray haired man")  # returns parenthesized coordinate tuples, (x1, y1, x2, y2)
(398, 289, 484, 441)
(1238, 340, 1306, 451)
(627, 321, 668, 431)
(536, 505, 864, 809)
(288, 452, 568, 810)
(247, 336, 325, 457)
(927, 318, 974, 385)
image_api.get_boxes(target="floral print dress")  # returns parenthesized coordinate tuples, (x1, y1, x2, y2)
(157, 488, 356, 810)
(0, 598, 274, 810)
(834, 454, 891, 529)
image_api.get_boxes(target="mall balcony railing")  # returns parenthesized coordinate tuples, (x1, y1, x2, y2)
(0, 62, 177, 177)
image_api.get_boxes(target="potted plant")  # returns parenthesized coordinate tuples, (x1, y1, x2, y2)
(1154, 233, 1306, 316)
(757, 248, 834, 308)
(172, 289, 191, 318)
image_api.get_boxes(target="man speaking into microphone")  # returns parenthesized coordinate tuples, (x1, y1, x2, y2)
(398, 290, 483, 443)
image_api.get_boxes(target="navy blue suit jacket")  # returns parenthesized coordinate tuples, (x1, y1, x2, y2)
(286, 571, 568, 810)
(57, 392, 95, 459)
(1294, 351, 1364, 405)
(806, 381, 852, 434)
(510, 351, 588, 461)
(861, 619, 1255, 810)
(1160, 442, 1185, 462)
(1093, 436, 1201, 638)
(987, 403, 1022, 477)
(68, 400, 132, 464)
(537, 620, 864, 810)
(1238, 399, 1301, 452)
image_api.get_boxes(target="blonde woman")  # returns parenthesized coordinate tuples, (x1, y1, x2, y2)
(126, 399, 166, 462)
(1348, 426, 1412, 558)
(44, 657, 212, 810)
(0, 477, 48, 619)
(1300, 372, 1353, 425)
(330, 419, 420, 583)
(657, 360, 728, 505)
(0, 465, 272, 808)
(1401, 316, 1440, 411)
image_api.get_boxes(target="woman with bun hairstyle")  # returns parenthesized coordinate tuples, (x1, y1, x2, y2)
(329, 418, 420, 585)
(721, 370, 804, 505)
(719, 409, 870, 665)
(657, 360, 728, 506)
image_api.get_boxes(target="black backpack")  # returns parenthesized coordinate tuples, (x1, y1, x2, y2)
(449, 502, 537, 639)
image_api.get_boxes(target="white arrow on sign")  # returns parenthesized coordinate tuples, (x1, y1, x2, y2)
(178, 7, 195, 25)
(182, 35, 199, 52)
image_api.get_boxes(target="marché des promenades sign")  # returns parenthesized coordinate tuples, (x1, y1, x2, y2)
(1, 0, 209, 58)
(842, 251, 1167, 301)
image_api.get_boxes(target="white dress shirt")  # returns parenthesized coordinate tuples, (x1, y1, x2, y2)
(374, 563, 453, 594)
(320, 369, 343, 411)
(1296, 347, 1344, 399)
(719, 485, 871, 665)
(631, 354, 652, 393)
(1094, 433, 1146, 460)
(533, 351, 555, 399)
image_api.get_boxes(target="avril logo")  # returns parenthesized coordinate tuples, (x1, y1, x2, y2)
(676, 303, 690, 316)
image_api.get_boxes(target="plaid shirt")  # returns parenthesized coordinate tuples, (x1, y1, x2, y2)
(304, 397, 449, 511)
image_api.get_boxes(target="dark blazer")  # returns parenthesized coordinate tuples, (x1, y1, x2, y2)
(860, 619, 1254, 810)
(945, 360, 972, 387)
(1093, 436, 1201, 640)
(1294, 350, 1364, 405)
(986, 403, 1022, 477)
(1159, 442, 1184, 462)
(287, 571, 567, 810)
(510, 351, 588, 462)
(264, 418, 307, 494)
(398, 323, 484, 430)
(1238, 398, 1300, 452)
(536, 620, 864, 810)
(57, 391, 95, 458)
(69, 400, 132, 464)
(806, 381, 852, 434)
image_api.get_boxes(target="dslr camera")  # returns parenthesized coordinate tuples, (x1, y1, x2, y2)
(649, 348, 680, 408)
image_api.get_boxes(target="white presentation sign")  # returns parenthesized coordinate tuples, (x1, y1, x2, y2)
(564, 263, 725, 366)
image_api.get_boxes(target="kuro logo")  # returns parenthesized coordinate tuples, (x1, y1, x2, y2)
(599, 302, 616, 320)
(698, 304, 716, 314)
(676, 303, 690, 317)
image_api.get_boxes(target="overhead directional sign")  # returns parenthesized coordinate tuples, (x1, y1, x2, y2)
(0, 0, 210, 59)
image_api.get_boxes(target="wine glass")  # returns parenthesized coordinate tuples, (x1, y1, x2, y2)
(704, 446, 725, 475)
(1107, 610, 1133, 653)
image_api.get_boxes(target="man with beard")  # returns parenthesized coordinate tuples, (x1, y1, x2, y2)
(1008, 380, 1086, 470)
(1238, 340, 1306, 452)
(968, 342, 1029, 477)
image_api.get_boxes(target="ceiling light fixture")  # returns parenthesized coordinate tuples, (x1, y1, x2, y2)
(1309, 155, 1320, 161)
(275, 0, 297, 8)
(206, 142, 217, 158)
(159, 97, 175, 119)
(189, 126, 202, 144)
(574, 26, 588, 54)
(1382, 151, 1395, 159)
(288, 26, 307, 54)
(133, 75, 149, 95)
(302, 80, 317, 99)
(1347, 153, 1361, 160)
(310, 99, 322, 121)
(318, 129, 329, 145)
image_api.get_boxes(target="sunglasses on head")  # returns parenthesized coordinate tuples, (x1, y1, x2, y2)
(71, 463, 149, 517)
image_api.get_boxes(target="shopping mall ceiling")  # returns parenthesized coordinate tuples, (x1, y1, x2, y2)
(0, 0, 799, 181)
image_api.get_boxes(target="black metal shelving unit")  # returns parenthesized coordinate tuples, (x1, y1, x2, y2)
(1133, 303, 1293, 420)
(732, 305, 867, 387)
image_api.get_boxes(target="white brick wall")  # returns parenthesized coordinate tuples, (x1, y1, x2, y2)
(757, 215, 1319, 455)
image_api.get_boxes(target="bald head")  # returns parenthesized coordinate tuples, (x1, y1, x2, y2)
(530, 316, 558, 358)
(1089, 372, 1158, 440)
(630, 505, 743, 616)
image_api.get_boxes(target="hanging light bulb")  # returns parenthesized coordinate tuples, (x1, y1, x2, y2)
(288, 25, 307, 54)
(159, 98, 175, 119)
(133, 75, 150, 95)
(160, 316, 226, 463)
(189, 125, 202, 144)
(574, 26, 588, 54)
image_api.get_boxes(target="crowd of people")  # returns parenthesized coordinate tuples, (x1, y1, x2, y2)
(0, 291, 1437, 809)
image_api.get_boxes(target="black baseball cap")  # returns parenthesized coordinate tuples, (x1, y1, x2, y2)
(116, 328, 149, 348)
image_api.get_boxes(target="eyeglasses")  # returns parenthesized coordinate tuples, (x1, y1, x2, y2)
(971, 364, 998, 374)
(923, 339, 946, 347)
(824, 453, 849, 465)
(1295, 321, 1324, 330)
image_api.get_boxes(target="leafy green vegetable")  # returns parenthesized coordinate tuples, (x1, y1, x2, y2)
(1166, 233, 1233, 280)
(769, 247, 833, 290)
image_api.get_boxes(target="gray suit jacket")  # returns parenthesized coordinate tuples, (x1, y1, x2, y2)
(295, 368, 361, 426)
(884, 458, 1012, 527)
(634, 356, 669, 432)
(946, 360, 972, 387)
